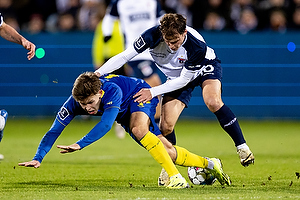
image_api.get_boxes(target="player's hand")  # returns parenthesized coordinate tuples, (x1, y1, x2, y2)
(18, 160, 41, 168)
(22, 39, 36, 60)
(133, 88, 152, 103)
(94, 72, 101, 77)
(57, 143, 81, 154)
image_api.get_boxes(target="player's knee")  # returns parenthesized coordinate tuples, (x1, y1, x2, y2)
(205, 98, 223, 113)
(131, 126, 148, 141)
(160, 122, 174, 136)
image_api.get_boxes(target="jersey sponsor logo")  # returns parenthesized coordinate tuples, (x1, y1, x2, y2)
(151, 52, 166, 58)
(186, 64, 214, 76)
(200, 65, 214, 76)
(58, 107, 69, 121)
(134, 36, 146, 50)
(106, 101, 113, 105)
(129, 13, 150, 22)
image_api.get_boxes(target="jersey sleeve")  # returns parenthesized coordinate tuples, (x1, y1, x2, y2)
(32, 118, 66, 163)
(102, 14, 118, 37)
(156, 0, 164, 18)
(76, 107, 119, 148)
(95, 45, 138, 76)
(32, 96, 78, 163)
(183, 32, 207, 71)
(76, 80, 122, 148)
(149, 67, 196, 97)
(133, 25, 161, 53)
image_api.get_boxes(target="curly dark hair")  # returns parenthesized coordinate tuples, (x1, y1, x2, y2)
(159, 13, 187, 39)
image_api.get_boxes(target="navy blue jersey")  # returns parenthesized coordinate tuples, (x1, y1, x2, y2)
(33, 74, 160, 163)
(133, 25, 220, 80)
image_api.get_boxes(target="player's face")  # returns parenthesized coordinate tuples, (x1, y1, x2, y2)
(163, 30, 187, 51)
(79, 90, 102, 115)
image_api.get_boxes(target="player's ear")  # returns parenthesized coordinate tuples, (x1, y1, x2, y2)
(98, 89, 104, 98)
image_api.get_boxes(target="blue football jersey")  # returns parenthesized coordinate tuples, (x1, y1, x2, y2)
(56, 74, 149, 126)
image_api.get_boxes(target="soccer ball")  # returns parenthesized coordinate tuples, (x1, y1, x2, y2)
(187, 167, 216, 185)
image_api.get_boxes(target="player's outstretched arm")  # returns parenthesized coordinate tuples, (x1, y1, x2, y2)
(0, 22, 36, 60)
(56, 143, 81, 154)
(18, 160, 41, 168)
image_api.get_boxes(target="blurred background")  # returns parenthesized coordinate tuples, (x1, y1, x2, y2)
(0, 0, 300, 119)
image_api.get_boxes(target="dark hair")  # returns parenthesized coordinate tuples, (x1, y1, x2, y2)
(159, 13, 187, 39)
(72, 72, 102, 102)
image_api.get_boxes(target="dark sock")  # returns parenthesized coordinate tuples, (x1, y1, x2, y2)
(214, 105, 246, 146)
(165, 130, 176, 145)
(155, 118, 176, 145)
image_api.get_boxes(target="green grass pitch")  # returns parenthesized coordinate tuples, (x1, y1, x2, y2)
(0, 118, 299, 199)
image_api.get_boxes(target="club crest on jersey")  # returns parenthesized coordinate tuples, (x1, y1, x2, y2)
(58, 107, 69, 120)
(134, 36, 146, 50)
(178, 57, 186, 64)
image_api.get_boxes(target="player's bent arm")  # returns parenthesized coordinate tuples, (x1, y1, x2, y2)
(149, 68, 196, 97)
(0, 22, 36, 60)
(76, 107, 119, 148)
(102, 14, 117, 38)
(95, 46, 138, 76)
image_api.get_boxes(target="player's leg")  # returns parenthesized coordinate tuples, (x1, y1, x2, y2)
(159, 135, 231, 186)
(202, 79, 254, 167)
(157, 97, 184, 185)
(143, 73, 162, 121)
(0, 109, 8, 160)
(160, 96, 185, 143)
(129, 111, 188, 188)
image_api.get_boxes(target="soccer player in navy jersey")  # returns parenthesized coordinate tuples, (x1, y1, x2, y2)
(95, 13, 254, 172)
(18, 72, 231, 187)
(0, 13, 36, 160)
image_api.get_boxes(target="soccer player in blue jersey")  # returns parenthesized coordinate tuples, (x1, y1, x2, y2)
(101, 0, 165, 138)
(95, 13, 254, 171)
(0, 13, 36, 159)
(18, 72, 231, 187)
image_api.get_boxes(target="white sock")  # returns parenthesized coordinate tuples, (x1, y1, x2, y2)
(170, 173, 183, 179)
(236, 143, 249, 151)
(207, 159, 214, 170)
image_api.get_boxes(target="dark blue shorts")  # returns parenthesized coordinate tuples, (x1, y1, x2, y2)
(128, 60, 158, 79)
(165, 60, 222, 108)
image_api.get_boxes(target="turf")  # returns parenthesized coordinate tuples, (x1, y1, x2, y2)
(0, 118, 299, 199)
